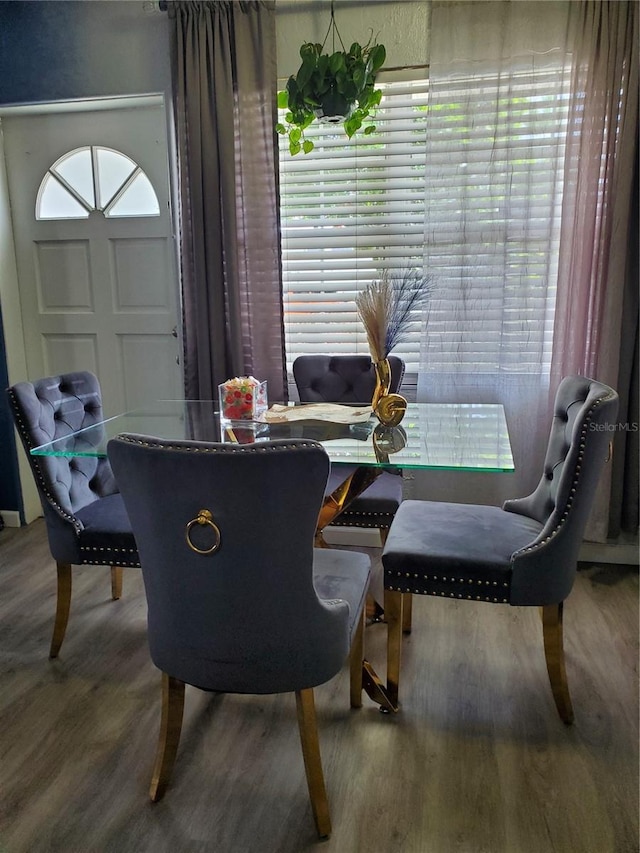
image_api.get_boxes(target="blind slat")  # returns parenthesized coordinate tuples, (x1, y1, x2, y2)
(279, 71, 567, 374)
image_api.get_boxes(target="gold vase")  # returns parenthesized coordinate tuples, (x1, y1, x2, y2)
(372, 423, 408, 463)
(372, 358, 407, 426)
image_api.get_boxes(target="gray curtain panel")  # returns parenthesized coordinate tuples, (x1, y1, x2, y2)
(611, 150, 639, 537)
(169, 0, 287, 402)
(551, 0, 638, 539)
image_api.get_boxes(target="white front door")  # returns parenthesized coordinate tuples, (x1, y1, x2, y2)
(2, 98, 182, 414)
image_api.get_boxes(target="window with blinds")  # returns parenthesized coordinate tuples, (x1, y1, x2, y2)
(278, 69, 569, 380)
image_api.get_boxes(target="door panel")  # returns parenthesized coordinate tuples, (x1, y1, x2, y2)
(112, 238, 173, 310)
(2, 99, 182, 414)
(118, 334, 181, 410)
(35, 241, 93, 311)
(44, 334, 98, 377)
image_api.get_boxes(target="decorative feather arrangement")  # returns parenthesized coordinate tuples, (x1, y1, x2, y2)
(356, 268, 434, 361)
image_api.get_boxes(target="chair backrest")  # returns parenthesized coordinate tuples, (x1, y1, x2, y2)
(505, 375, 619, 603)
(107, 434, 353, 694)
(7, 371, 118, 528)
(293, 355, 405, 404)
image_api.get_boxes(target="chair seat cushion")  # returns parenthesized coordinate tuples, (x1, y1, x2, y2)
(382, 500, 543, 602)
(75, 493, 140, 567)
(326, 466, 403, 529)
(313, 547, 371, 642)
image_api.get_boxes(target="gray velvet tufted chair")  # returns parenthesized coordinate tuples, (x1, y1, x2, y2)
(293, 355, 405, 543)
(107, 434, 371, 840)
(382, 376, 619, 722)
(7, 372, 139, 658)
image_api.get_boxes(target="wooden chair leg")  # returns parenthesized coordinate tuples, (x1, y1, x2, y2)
(295, 688, 331, 839)
(349, 607, 365, 709)
(402, 592, 413, 634)
(110, 566, 123, 600)
(541, 602, 574, 725)
(149, 673, 186, 802)
(384, 588, 404, 708)
(50, 562, 72, 659)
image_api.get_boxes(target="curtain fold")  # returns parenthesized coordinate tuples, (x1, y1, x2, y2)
(417, 1, 574, 505)
(416, 0, 638, 538)
(170, 0, 287, 402)
(613, 151, 639, 536)
(551, 0, 638, 540)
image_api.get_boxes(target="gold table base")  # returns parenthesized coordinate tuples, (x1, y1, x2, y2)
(316, 466, 399, 713)
(225, 423, 399, 713)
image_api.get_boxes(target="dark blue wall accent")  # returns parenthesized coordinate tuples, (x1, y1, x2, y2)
(0, 1, 171, 106)
(0, 301, 22, 520)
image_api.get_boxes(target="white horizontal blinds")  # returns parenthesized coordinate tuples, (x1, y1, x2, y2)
(278, 77, 430, 373)
(420, 67, 569, 377)
(279, 68, 569, 378)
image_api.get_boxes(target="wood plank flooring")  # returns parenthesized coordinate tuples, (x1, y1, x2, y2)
(0, 519, 638, 853)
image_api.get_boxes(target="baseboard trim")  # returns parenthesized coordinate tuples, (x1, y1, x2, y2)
(0, 510, 22, 528)
(579, 538, 639, 566)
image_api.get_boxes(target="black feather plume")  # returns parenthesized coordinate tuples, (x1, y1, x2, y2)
(356, 269, 434, 360)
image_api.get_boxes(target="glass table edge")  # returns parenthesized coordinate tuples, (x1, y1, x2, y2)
(29, 400, 515, 473)
(29, 444, 514, 473)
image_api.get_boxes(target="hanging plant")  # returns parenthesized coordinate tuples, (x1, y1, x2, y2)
(276, 6, 386, 156)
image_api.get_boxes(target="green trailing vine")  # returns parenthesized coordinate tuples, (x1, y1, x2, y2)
(276, 10, 386, 156)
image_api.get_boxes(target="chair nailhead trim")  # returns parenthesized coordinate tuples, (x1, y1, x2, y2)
(80, 546, 138, 555)
(117, 435, 323, 454)
(511, 392, 614, 559)
(330, 513, 394, 529)
(386, 583, 508, 604)
(80, 546, 141, 567)
(334, 511, 395, 519)
(8, 388, 83, 534)
(9, 388, 141, 566)
(387, 569, 509, 588)
(82, 558, 141, 567)
(120, 435, 397, 525)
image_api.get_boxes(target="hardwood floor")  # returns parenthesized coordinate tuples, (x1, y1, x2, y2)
(0, 519, 638, 853)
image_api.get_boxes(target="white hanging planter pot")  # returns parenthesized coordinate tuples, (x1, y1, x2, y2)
(313, 91, 354, 124)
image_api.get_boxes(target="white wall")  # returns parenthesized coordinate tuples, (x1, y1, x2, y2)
(0, 127, 39, 522)
(276, 0, 430, 78)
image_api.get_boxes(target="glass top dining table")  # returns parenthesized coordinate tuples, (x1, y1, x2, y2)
(30, 398, 514, 713)
(30, 399, 515, 473)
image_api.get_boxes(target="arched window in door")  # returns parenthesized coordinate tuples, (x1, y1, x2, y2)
(36, 146, 160, 220)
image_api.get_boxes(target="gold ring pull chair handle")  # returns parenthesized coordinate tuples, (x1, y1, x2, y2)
(185, 509, 221, 555)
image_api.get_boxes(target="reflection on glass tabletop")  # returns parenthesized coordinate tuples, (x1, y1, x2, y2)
(30, 400, 514, 473)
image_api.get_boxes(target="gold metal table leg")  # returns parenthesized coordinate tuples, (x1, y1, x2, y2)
(384, 589, 404, 709)
(315, 465, 384, 534)
(314, 464, 400, 713)
(362, 660, 398, 713)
